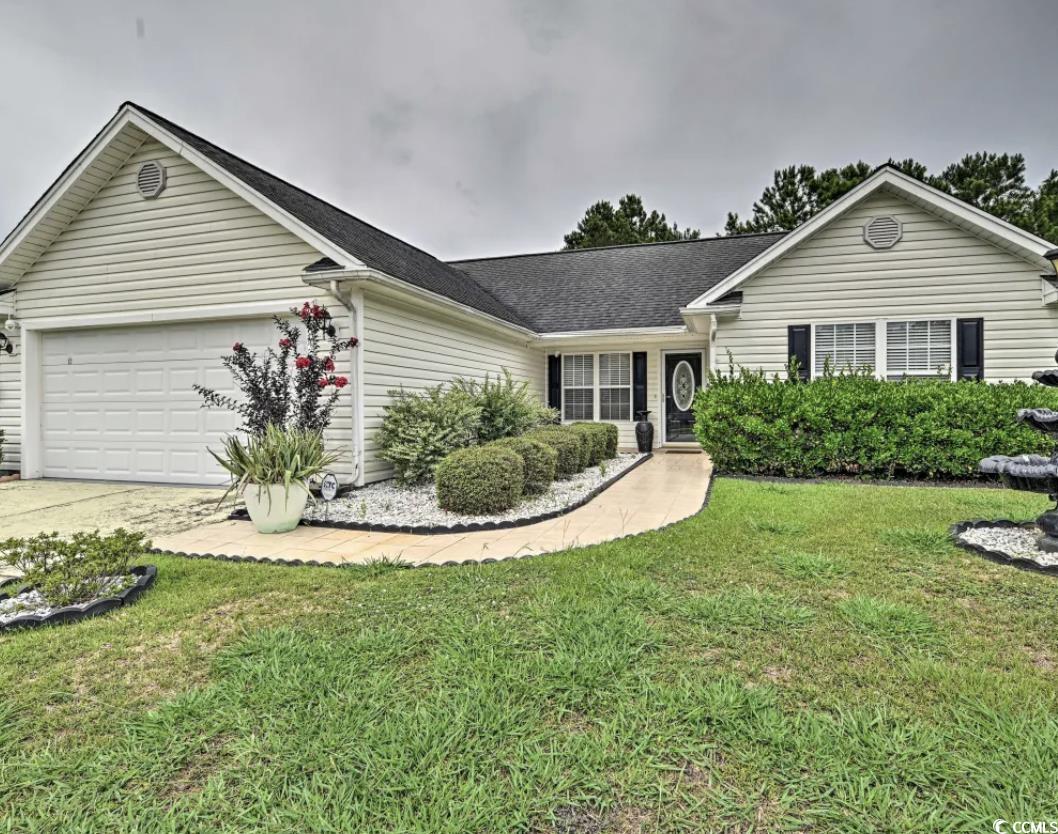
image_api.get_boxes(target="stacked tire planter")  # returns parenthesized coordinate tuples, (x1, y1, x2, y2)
(0, 564, 158, 631)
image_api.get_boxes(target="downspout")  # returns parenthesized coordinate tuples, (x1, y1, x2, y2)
(329, 279, 363, 486)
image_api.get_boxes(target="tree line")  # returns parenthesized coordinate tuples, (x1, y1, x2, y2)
(563, 153, 1058, 249)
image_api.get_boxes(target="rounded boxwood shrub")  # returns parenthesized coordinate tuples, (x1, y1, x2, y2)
(491, 436, 557, 495)
(435, 446, 524, 514)
(526, 427, 584, 477)
(599, 423, 619, 458)
(568, 428, 593, 469)
(570, 423, 616, 464)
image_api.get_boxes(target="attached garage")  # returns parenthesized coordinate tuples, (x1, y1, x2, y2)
(39, 318, 276, 484)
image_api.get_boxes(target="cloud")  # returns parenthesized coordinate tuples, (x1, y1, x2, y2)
(2, 0, 1057, 261)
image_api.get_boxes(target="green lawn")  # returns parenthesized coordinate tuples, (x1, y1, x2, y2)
(2, 479, 1058, 832)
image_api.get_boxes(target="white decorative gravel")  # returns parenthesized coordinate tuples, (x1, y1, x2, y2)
(957, 525, 1058, 568)
(304, 453, 646, 528)
(0, 574, 136, 625)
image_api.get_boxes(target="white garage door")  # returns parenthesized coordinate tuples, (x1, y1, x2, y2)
(41, 318, 277, 484)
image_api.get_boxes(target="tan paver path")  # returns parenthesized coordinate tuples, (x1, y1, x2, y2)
(152, 451, 713, 566)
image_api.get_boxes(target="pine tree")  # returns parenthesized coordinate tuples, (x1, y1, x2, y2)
(563, 194, 700, 249)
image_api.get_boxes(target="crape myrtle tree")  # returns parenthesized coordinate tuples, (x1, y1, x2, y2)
(194, 300, 358, 436)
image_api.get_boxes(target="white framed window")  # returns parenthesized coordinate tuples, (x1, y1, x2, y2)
(886, 319, 952, 379)
(562, 354, 594, 420)
(814, 322, 876, 374)
(806, 317, 958, 381)
(599, 352, 632, 420)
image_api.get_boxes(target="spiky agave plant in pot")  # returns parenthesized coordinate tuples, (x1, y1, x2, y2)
(212, 425, 339, 533)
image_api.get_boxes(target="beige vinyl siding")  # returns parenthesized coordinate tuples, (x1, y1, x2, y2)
(0, 328, 19, 471)
(0, 126, 149, 286)
(548, 337, 708, 449)
(714, 189, 1058, 380)
(361, 292, 542, 483)
(5, 139, 361, 474)
(15, 140, 323, 317)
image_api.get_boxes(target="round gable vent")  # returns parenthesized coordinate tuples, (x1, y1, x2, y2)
(136, 161, 167, 199)
(863, 215, 902, 249)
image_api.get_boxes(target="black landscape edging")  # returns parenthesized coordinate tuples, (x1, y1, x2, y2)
(720, 473, 1003, 490)
(0, 564, 158, 632)
(949, 519, 1058, 576)
(226, 453, 653, 535)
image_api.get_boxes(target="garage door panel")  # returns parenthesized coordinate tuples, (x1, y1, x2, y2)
(41, 318, 277, 484)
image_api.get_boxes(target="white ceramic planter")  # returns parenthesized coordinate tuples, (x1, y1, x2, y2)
(242, 483, 310, 534)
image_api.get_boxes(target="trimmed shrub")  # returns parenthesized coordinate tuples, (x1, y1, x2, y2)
(570, 422, 618, 464)
(491, 436, 557, 495)
(378, 385, 481, 485)
(453, 370, 558, 442)
(435, 446, 524, 514)
(569, 423, 604, 465)
(599, 423, 619, 459)
(526, 426, 584, 477)
(694, 365, 1058, 480)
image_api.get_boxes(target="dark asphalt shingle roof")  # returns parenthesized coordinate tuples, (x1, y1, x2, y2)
(128, 103, 786, 334)
(450, 234, 785, 333)
(128, 103, 532, 329)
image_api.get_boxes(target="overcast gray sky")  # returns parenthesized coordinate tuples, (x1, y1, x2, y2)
(3, 0, 1057, 260)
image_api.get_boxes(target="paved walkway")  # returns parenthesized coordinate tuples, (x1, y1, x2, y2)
(153, 451, 713, 566)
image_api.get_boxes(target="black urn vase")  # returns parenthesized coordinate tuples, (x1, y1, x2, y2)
(635, 410, 654, 453)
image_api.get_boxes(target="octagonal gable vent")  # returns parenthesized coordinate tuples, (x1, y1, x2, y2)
(136, 161, 166, 199)
(863, 215, 902, 249)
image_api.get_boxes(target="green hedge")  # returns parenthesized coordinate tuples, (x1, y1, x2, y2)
(693, 367, 1058, 480)
(526, 427, 585, 477)
(490, 437, 557, 495)
(435, 446, 524, 514)
(570, 422, 618, 464)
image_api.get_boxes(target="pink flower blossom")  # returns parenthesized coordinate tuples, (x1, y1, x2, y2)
(295, 356, 311, 369)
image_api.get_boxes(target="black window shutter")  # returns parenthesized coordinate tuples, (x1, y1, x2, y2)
(787, 325, 811, 381)
(632, 352, 647, 417)
(547, 355, 562, 410)
(956, 318, 984, 380)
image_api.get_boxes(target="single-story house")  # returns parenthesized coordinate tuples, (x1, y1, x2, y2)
(1, 102, 1056, 486)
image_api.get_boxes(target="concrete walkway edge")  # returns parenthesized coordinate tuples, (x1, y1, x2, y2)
(152, 452, 714, 567)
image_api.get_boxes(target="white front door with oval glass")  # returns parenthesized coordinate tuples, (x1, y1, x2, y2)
(664, 353, 703, 443)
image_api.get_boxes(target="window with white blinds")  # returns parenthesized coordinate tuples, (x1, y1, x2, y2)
(563, 354, 594, 420)
(599, 352, 632, 420)
(814, 322, 876, 373)
(886, 320, 951, 378)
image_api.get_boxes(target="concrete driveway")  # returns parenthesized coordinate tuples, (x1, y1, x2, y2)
(0, 479, 232, 540)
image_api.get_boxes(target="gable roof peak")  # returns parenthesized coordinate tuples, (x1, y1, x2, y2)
(685, 162, 1057, 310)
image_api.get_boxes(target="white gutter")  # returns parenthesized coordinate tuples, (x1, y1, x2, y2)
(537, 325, 688, 340)
(680, 304, 740, 316)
